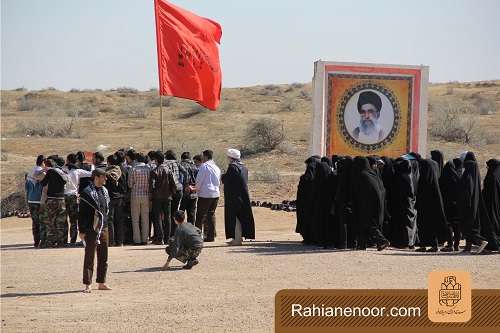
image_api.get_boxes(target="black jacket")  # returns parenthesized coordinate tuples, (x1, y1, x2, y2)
(40, 168, 67, 198)
(78, 184, 110, 234)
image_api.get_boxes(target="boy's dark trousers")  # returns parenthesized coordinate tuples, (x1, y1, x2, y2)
(152, 197, 172, 243)
(64, 194, 79, 243)
(180, 196, 197, 225)
(108, 198, 125, 246)
(195, 197, 219, 241)
(83, 228, 108, 285)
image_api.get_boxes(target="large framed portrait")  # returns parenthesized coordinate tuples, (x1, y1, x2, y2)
(310, 61, 429, 158)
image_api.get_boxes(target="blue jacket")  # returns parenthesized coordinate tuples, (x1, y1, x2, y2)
(25, 178, 43, 204)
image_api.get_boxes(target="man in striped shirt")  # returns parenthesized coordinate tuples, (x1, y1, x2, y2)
(128, 153, 151, 245)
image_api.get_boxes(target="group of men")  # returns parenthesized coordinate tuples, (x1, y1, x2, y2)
(296, 151, 500, 254)
(25, 147, 256, 291)
(26, 148, 256, 248)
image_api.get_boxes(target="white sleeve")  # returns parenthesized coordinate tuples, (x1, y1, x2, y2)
(77, 169, 92, 178)
(195, 165, 206, 191)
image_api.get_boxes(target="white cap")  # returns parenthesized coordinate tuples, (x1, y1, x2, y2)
(226, 148, 241, 160)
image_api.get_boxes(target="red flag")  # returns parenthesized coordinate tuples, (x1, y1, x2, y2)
(154, 0, 222, 110)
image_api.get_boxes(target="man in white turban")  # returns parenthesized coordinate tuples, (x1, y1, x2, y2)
(221, 149, 255, 246)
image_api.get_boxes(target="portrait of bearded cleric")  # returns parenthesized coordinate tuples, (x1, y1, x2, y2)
(343, 90, 395, 145)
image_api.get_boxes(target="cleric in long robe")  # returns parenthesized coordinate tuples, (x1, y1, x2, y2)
(221, 149, 255, 246)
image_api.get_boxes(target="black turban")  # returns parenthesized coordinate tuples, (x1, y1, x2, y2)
(357, 91, 382, 113)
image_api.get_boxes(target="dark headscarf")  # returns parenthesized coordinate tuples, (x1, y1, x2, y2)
(430, 150, 444, 178)
(303, 156, 321, 180)
(321, 156, 333, 168)
(464, 151, 477, 162)
(408, 152, 422, 160)
(380, 157, 394, 189)
(331, 155, 341, 170)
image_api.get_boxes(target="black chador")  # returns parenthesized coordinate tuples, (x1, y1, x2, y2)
(415, 159, 449, 252)
(352, 157, 389, 251)
(296, 156, 320, 244)
(430, 150, 444, 178)
(391, 158, 418, 248)
(380, 157, 395, 240)
(350, 157, 367, 248)
(457, 160, 489, 253)
(334, 156, 354, 249)
(464, 151, 477, 163)
(481, 159, 500, 251)
(439, 159, 463, 251)
(312, 158, 336, 246)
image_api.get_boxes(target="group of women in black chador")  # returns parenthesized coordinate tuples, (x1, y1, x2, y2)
(295, 150, 500, 254)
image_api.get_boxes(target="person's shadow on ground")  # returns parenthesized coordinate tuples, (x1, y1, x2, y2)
(113, 266, 184, 273)
(1, 290, 82, 298)
(227, 241, 352, 256)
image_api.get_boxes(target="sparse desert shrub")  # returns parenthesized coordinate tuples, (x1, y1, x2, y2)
(243, 118, 285, 154)
(470, 129, 500, 145)
(429, 102, 482, 144)
(471, 94, 496, 115)
(98, 106, 115, 113)
(259, 84, 281, 96)
(13, 87, 27, 92)
(17, 94, 50, 111)
(217, 100, 233, 112)
(299, 90, 311, 101)
(118, 102, 149, 118)
(291, 82, 305, 89)
(149, 96, 172, 107)
(251, 165, 280, 183)
(276, 141, 297, 154)
(116, 87, 138, 94)
(69, 88, 80, 93)
(66, 105, 98, 118)
(82, 96, 98, 105)
(279, 98, 297, 112)
(16, 118, 81, 138)
(177, 104, 207, 119)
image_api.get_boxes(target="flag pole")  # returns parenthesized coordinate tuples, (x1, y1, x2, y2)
(160, 95, 164, 151)
(154, 0, 164, 152)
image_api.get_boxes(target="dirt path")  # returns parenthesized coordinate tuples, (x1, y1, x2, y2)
(1, 208, 499, 332)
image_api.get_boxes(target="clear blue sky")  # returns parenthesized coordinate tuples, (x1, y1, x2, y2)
(2, 0, 500, 90)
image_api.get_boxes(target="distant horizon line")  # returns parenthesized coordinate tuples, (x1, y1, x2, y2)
(2, 78, 500, 93)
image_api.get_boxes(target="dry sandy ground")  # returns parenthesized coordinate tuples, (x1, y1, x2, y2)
(1, 208, 500, 332)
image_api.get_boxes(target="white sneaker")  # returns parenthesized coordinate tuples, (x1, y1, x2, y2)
(226, 239, 242, 246)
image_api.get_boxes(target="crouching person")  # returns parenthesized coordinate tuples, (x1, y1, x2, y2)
(163, 210, 203, 270)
